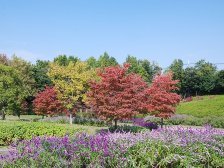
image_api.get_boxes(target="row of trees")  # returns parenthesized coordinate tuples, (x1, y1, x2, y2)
(33, 64, 180, 126)
(0, 53, 223, 121)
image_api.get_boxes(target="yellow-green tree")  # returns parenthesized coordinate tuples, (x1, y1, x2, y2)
(48, 61, 96, 124)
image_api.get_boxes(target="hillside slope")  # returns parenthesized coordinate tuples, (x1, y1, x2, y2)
(176, 95, 224, 118)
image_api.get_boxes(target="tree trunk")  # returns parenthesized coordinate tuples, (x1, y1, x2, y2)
(114, 119, 118, 129)
(160, 118, 164, 128)
(42, 115, 44, 119)
(69, 113, 73, 125)
(1, 111, 5, 120)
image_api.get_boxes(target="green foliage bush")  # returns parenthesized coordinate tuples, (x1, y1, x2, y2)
(0, 121, 85, 146)
(108, 125, 146, 133)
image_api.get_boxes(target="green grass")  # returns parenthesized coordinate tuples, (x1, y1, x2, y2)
(176, 95, 224, 118)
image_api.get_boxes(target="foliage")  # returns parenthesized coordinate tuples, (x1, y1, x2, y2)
(107, 125, 146, 133)
(125, 55, 161, 83)
(48, 61, 96, 124)
(33, 87, 66, 117)
(0, 64, 27, 119)
(10, 56, 36, 96)
(33, 60, 52, 91)
(213, 70, 224, 94)
(53, 55, 79, 66)
(168, 59, 184, 93)
(97, 52, 118, 67)
(145, 72, 181, 119)
(1, 126, 224, 167)
(0, 121, 85, 146)
(88, 64, 148, 126)
(0, 54, 10, 65)
(182, 60, 217, 96)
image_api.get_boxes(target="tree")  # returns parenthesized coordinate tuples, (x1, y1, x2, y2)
(54, 55, 79, 66)
(33, 60, 52, 91)
(98, 52, 118, 67)
(88, 64, 148, 128)
(213, 70, 224, 94)
(182, 60, 217, 96)
(86, 56, 98, 69)
(145, 72, 181, 127)
(10, 56, 36, 96)
(0, 54, 10, 65)
(0, 64, 26, 120)
(48, 61, 96, 124)
(168, 59, 184, 94)
(125, 56, 161, 83)
(33, 86, 65, 118)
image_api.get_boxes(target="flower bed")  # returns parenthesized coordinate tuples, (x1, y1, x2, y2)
(1, 126, 224, 167)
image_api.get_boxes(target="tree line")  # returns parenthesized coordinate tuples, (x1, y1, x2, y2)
(0, 52, 223, 120)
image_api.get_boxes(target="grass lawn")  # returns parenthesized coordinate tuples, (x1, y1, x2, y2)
(176, 95, 224, 118)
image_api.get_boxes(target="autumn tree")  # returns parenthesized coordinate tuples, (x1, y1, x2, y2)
(33, 86, 65, 118)
(48, 61, 96, 124)
(88, 64, 148, 128)
(145, 72, 181, 127)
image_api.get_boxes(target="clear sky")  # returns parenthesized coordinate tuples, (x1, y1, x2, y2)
(0, 0, 224, 69)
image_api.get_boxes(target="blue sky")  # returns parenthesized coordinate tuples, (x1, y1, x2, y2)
(0, 0, 224, 69)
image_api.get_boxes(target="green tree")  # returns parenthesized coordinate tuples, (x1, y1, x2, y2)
(54, 55, 79, 66)
(86, 56, 98, 69)
(98, 52, 118, 67)
(168, 59, 184, 94)
(33, 60, 52, 91)
(48, 61, 96, 124)
(182, 60, 217, 96)
(10, 56, 36, 96)
(0, 64, 26, 119)
(213, 70, 224, 94)
(125, 56, 161, 83)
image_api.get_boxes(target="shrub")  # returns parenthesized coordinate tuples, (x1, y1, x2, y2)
(107, 125, 146, 133)
(0, 122, 85, 146)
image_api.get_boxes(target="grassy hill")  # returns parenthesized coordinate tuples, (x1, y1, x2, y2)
(176, 95, 224, 118)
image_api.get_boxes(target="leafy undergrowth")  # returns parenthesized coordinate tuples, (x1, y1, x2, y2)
(0, 121, 87, 146)
(176, 95, 224, 117)
(1, 126, 224, 167)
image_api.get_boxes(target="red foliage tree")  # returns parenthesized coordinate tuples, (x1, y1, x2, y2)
(145, 72, 181, 126)
(33, 86, 66, 117)
(88, 64, 148, 127)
